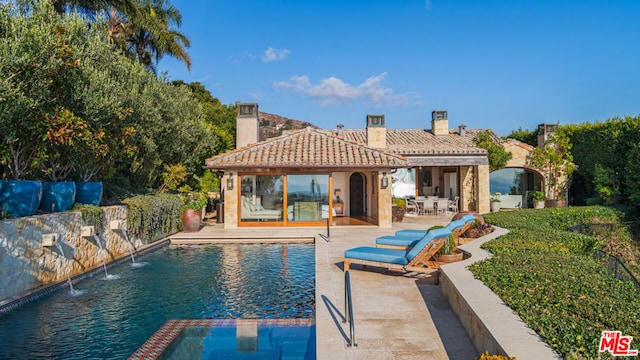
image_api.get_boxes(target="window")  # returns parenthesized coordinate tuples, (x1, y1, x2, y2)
(239, 175, 284, 222)
(286, 175, 329, 222)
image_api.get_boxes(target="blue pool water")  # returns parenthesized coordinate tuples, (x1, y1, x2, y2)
(0, 243, 315, 359)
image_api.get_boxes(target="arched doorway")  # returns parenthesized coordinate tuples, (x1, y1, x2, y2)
(349, 173, 366, 216)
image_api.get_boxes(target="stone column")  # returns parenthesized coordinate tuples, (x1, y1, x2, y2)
(477, 165, 490, 214)
(223, 173, 238, 229)
(377, 171, 393, 228)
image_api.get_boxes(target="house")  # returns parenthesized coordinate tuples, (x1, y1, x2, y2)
(204, 103, 498, 229)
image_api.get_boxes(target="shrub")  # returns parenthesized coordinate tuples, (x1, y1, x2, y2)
(122, 194, 182, 242)
(473, 207, 640, 358)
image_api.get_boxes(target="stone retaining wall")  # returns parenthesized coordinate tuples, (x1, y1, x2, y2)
(0, 206, 175, 304)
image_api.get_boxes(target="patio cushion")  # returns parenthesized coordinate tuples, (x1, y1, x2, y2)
(375, 235, 422, 248)
(394, 229, 427, 237)
(461, 214, 476, 223)
(445, 219, 467, 232)
(406, 228, 451, 261)
(344, 247, 409, 265)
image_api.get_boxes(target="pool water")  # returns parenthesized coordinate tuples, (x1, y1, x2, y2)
(0, 243, 315, 359)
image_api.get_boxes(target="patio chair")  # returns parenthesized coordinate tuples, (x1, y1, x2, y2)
(375, 227, 451, 250)
(405, 198, 419, 216)
(393, 214, 477, 239)
(435, 198, 448, 215)
(422, 197, 435, 216)
(376, 217, 474, 250)
(343, 228, 452, 274)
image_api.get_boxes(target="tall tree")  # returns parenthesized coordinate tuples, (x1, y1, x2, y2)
(50, 0, 139, 16)
(123, 0, 191, 73)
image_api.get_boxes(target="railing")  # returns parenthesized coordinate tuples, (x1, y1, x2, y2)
(318, 217, 330, 242)
(593, 250, 640, 292)
(343, 270, 356, 347)
(568, 223, 640, 292)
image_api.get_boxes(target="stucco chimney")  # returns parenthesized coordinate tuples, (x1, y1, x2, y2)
(536, 122, 558, 148)
(236, 102, 259, 148)
(458, 124, 467, 137)
(336, 124, 344, 137)
(366, 114, 386, 148)
(431, 110, 449, 136)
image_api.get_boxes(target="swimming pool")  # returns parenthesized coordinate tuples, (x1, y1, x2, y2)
(0, 243, 315, 359)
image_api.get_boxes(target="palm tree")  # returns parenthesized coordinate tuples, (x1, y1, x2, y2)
(124, 0, 191, 73)
(51, 0, 139, 16)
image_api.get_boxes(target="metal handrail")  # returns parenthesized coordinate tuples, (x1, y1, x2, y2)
(344, 270, 356, 347)
(319, 217, 330, 242)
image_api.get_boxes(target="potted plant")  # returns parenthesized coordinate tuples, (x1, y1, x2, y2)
(531, 191, 545, 209)
(490, 192, 502, 212)
(435, 232, 463, 263)
(181, 191, 207, 232)
(392, 197, 406, 222)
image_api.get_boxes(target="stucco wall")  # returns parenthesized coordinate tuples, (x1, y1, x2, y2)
(0, 206, 169, 304)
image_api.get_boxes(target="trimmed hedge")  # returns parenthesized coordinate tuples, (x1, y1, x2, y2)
(472, 207, 640, 359)
(122, 194, 182, 242)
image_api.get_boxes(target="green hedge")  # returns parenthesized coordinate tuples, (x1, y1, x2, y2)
(472, 207, 640, 359)
(122, 194, 182, 242)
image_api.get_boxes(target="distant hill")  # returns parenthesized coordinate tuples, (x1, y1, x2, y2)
(258, 112, 319, 141)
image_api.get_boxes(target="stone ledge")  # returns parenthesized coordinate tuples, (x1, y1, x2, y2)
(439, 226, 561, 360)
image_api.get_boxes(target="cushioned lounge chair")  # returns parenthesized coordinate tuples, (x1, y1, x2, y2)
(376, 214, 477, 250)
(394, 214, 476, 238)
(343, 228, 451, 274)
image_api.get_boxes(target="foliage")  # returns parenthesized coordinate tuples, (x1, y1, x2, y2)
(530, 191, 545, 201)
(593, 164, 619, 205)
(505, 127, 537, 147)
(490, 192, 502, 202)
(625, 143, 640, 208)
(472, 207, 640, 358)
(122, 193, 181, 241)
(73, 203, 104, 230)
(437, 233, 457, 255)
(528, 132, 575, 200)
(181, 191, 207, 211)
(392, 197, 406, 208)
(560, 116, 640, 207)
(473, 130, 513, 172)
(476, 351, 516, 360)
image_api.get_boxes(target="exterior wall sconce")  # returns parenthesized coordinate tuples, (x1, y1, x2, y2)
(381, 172, 389, 189)
(227, 173, 234, 190)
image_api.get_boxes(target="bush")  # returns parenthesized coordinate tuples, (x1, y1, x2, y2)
(122, 194, 182, 242)
(473, 207, 640, 358)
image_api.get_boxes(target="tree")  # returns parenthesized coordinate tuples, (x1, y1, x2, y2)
(528, 132, 575, 200)
(122, 0, 191, 73)
(473, 130, 512, 172)
(505, 127, 537, 147)
(50, 0, 139, 16)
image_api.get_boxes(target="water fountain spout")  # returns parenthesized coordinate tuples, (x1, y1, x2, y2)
(91, 233, 119, 280)
(55, 242, 85, 296)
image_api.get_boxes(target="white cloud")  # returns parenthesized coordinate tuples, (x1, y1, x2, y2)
(274, 72, 417, 106)
(262, 47, 291, 62)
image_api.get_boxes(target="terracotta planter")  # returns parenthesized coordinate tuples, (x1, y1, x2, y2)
(533, 200, 545, 209)
(182, 208, 202, 232)
(436, 250, 464, 263)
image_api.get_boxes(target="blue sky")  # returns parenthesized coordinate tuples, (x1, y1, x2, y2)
(158, 0, 640, 136)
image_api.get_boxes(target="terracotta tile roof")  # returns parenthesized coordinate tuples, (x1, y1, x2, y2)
(340, 129, 488, 156)
(204, 127, 408, 169)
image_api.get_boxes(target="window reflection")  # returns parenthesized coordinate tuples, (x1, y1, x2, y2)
(286, 175, 329, 221)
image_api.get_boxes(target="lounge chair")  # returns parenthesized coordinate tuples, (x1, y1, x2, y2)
(376, 220, 467, 250)
(394, 214, 476, 238)
(343, 228, 451, 274)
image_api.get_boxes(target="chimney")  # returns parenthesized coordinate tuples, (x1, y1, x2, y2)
(236, 102, 259, 148)
(366, 114, 386, 148)
(336, 124, 344, 137)
(458, 124, 467, 137)
(431, 110, 449, 136)
(536, 122, 558, 147)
